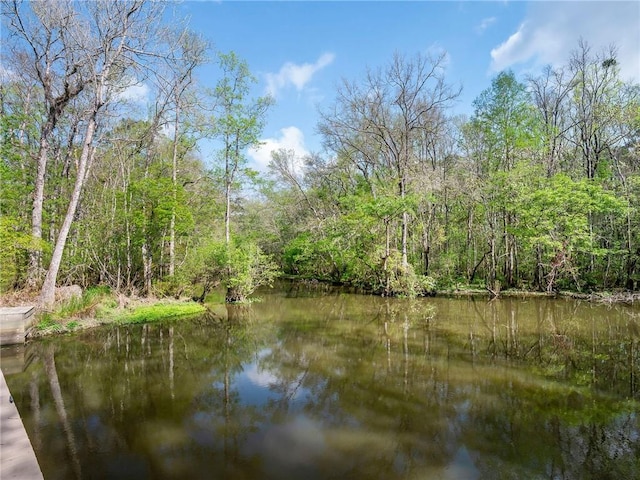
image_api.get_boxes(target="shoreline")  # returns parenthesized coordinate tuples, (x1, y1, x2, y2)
(25, 297, 207, 339)
(2, 282, 638, 342)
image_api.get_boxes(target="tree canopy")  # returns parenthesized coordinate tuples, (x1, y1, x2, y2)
(1, 2, 638, 302)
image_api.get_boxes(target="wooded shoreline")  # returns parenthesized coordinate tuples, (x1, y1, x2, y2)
(2, 2, 638, 306)
(0, 279, 635, 341)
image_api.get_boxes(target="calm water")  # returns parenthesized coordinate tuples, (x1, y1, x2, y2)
(2, 282, 639, 479)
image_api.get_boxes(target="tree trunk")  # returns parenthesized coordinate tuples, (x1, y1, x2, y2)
(39, 113, 97, 307)
(27, 121, 54, 289)
(169, 102, 180, 277)
(142, 240, 152, 296)
(224, 140, 232, 245)
(399, 179, 408, 269)
(225, 286, 244, 304)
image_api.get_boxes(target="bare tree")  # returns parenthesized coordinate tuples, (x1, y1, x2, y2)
(158, 30, 208, 277)
(568, 40, 630, 179)
(37, 0, 167, 306)
(3, 0, 87, 288)
(528, 65, 575, 177)
(319, 51, 460, 268)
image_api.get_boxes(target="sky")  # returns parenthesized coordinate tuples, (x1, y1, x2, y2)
(173, 1, 639, 171)
(13, 1, 637, 172)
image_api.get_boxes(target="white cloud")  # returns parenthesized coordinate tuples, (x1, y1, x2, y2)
(248, 126, 309, 170)
(117, 82, 150, 103)
(265, 53, 335, 97)
(491, 22, 529, 69)
(475, 16, 496, 35)
(490, 2, 639, 81)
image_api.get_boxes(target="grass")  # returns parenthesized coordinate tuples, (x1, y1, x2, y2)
(110, 302, 206, 325)
(32, 286, 207, 336)
(35, 314, 63, 332)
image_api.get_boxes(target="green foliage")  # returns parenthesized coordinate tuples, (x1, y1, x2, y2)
(46, 286, 113, 321)
(471, 70, 540, 172)
(1, 42, 637, 298)
(225, 242, 280, 302)
(0, 217, 34, 291)
(183, 238, 280, 303)
(382, 252, 437, 298)
(153, 277, 187, 299)
(516, 174, 625, 253)
(282, 216, 436, 298)
(112, 302, 206, 324)
(513, 172, 626, 290)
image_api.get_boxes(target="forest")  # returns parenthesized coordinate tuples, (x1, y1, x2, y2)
(1, 0, 639, 306)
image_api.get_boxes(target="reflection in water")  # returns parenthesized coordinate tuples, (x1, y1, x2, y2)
(3, 283, 640, 479)
(42, 346, 81, 479)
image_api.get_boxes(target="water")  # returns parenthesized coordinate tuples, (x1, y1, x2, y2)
(3, 282, 639, 479)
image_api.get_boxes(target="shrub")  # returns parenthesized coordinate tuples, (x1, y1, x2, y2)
(183, 238, 280, 303)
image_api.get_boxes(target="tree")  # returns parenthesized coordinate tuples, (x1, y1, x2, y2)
(158, 30, 208, 277)
(514, 173, 625, 291)
(210, 51, 273, 245)
(528, 65, 574, 176)
(568, 40, 634, 180)
(30, 0, 167, 306)
(467, 71, 539, 288)
(184, 238, 279, 303)
(319, 51, 459, 273)
(2, 0, 88, 288)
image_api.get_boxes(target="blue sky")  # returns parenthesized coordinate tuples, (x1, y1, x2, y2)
(176, 1, 639, 170)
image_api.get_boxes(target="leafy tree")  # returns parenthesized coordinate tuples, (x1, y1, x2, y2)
(210, 51, 273, 244)
(319, 51, 459, 270)
(467, 71, 540, 288)
(514, 173, 626, 291)
(184, 238, 279, 303)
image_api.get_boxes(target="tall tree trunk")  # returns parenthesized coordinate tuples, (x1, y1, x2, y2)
(400, 179, 408, 269)
(169, 102, 180, 277)
(39, 113, 97, 307)
(224, 139, 232, 245)
(27, 121, 54, 289)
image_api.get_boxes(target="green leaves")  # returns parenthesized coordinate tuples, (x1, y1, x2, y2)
(471, 70, 539, 172)
(0, 216, 36, 291)
(184, 238, 280, 303)
(516, 174, 625, 253)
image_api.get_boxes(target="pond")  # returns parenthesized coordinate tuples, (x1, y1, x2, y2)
(2, 282, 639, 479)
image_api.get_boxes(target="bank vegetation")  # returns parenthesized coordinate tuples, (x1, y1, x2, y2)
(2, 1, 639, 308)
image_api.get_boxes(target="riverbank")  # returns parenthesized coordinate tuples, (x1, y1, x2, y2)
(31, 300, 207, 338)
(0, 287, 207, 339)
(1, 281, 637, 340)
(288, 276, 640, 304)
(438, 286, 640, 304)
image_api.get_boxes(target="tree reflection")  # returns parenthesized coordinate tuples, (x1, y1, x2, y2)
(4, 286, 639, 479)
(42, 345, 82, 479)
